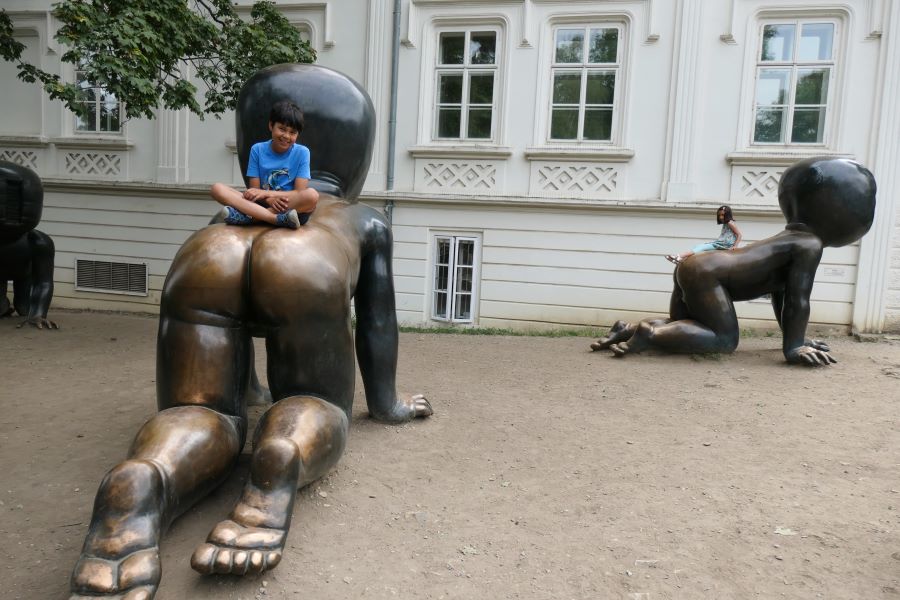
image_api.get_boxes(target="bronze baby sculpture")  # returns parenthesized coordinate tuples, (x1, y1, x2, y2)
(69, 64, 432, 600)
(0, 161, 57, 329)
(592, 157, 876, 366)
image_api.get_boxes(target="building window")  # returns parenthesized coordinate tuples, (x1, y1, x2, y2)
(432, 235, 479, 323)
(434, 29, 498, 140)
(753, 20, 836, 145)
(548, 25, 621, 142)
(75, 64, 122, 133)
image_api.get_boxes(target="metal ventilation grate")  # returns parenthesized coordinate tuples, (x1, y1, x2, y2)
(75, 259, 148, 296)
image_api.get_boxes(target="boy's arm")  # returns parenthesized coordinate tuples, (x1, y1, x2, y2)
(243, 178, 271, 202)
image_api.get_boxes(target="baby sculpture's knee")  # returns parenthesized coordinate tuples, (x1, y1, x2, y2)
(100, 459, 165, 513)
(250, 438, 301, 490)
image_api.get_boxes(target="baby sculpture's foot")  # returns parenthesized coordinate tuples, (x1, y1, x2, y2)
(70, 550, 159, 600)
(190, 519, 285, 575)
(590, 320, 633, 351)
(191, 438, 299, 576)
(609, 342, 631, 357)
(70, 460, 164, 599)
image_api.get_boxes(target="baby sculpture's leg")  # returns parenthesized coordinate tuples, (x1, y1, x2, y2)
(611, 266, 739, 356)
(192, 227, 355, 576)
(591, 320, 637, 351)
(71, 226, 255, 599)
(70, 408, 243, 600)
(191, 396, 348, 575)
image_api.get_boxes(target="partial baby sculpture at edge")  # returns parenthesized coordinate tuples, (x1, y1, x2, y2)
(592, 157, 876, 367)
(665, 205, 743, 265)
(69, 64, 433, 600)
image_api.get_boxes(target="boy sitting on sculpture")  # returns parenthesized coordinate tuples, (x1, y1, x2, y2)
(211, 100, 319, 229)
(592, 157, 876, 366)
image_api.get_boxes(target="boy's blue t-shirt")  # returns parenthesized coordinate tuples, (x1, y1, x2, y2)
(246, 141, 311, 191)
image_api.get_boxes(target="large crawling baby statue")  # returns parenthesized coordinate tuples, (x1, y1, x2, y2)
(592, 157, 876, 366)
(69, 64, 432, 600)
(0, 161, 57, 329)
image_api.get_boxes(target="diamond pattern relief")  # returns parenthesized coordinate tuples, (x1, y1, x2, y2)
(538, 165, 617, 194)
(0, 150, 38, 170)
(65, 152, 122, 176)
(423, 162, 496, 190)
(741, 170, 783, 199)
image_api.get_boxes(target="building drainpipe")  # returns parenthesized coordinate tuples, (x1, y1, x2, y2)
(384, 0, 402, 224)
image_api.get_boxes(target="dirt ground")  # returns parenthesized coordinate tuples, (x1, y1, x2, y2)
(2, 311, 900, 600)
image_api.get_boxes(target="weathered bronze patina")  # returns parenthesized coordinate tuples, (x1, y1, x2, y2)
(592, 157, 876, 366)
(0, 161, 57, 329)
(69, 65, 432, 600)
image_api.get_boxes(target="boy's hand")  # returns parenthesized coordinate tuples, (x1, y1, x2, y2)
(265, 196, 290, 213)
(243, 188, 268, 202)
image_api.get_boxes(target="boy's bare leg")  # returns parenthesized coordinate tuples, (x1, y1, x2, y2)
(285, 187, 319, 215)
(70, 407, 243, 599)
(210, 182, 280, 225)
(191, 396, 348, 575)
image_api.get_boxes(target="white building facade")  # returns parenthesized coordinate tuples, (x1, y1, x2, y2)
(2, 0, 899, 332)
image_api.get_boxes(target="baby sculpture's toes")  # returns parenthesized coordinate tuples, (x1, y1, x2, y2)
(410, 393, 433, 418)
(591, 320, 632, 351)
(788, 345, 837, 366)
(70, 548, 160, 600)
(609, 342, 631, 357)
(191, 520, 285, 576)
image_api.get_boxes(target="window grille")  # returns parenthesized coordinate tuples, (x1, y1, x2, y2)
(432, 236, 478, 323)
(753, 20, 836, 144)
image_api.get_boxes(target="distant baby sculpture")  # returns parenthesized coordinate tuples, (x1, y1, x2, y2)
(592, 157, 876, 366)
(69, 64, 432, 600)
(0, 161, 57, 329)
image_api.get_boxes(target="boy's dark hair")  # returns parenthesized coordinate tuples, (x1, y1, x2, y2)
(269, 100, 304, 132)
(717, 205, 734, 223)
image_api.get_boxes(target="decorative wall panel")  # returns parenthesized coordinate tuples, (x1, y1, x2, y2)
(64, 152, 123, 177)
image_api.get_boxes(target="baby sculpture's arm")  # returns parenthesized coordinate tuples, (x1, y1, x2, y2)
(779, 239, 833, 365)
(353, 205, 433, 422)
(18, 230, 57, 329)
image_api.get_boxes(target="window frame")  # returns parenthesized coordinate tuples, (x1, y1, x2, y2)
(547, 23, 623, 144)
(72, 61, 124, 136)
(431, 27, 501, 142)
(750, 16, 841, 147)
(430, 233, 481, 324)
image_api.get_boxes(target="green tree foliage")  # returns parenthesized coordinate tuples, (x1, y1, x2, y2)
(0, 1, 315, 121)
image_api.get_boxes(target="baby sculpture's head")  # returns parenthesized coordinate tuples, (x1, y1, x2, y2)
(0, 161, 43, 245)
(236, 64, 376, 201)
(778, 157, 876, 248)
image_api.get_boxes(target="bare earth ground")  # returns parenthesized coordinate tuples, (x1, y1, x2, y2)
(1, 311, 900, 600)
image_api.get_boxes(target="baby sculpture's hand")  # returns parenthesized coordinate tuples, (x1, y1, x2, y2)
(787, 345, 837, 366)
(804, 338, 831, 353)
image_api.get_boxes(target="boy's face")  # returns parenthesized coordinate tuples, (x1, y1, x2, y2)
(269, 121, 299, 153)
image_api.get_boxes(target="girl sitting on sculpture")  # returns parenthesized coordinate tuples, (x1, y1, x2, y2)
(666, 205, 742, 264)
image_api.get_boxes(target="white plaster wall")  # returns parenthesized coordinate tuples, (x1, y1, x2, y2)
(1, 0, 897, 332)
(388, 201, 858, 329)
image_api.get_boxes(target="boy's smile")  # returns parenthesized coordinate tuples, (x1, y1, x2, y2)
(269, 121, 299, 153)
